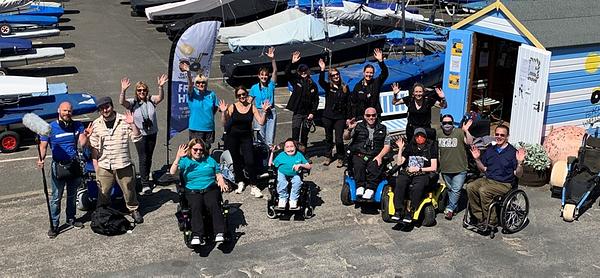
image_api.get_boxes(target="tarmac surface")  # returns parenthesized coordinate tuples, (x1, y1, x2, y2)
(2, 1, 600, 277)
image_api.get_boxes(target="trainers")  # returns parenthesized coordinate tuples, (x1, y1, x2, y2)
(251, 186, 263, 198)
(362, 189, 374, 200)
(391, 212, 402, 221)
(235, 181, 245, 194)
(131, 210, 144, 224)
(322, 157, 334, 166)
(190, 236, 201, 246)
(336, 159, 344, 168)
(444, 210, 454, 220)
(277, 199, 287, 209)
(47, 227, 59, 239)
(356, 187, 365, 197)
(142, 186, 153, 195)
(215, 233, 225, 242)
(289, 199, 298, 210)
(67, 219, 84, 229)
(403, 212, 413, 224)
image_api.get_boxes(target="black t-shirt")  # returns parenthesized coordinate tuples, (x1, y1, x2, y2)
(105, 119, 116, 129)
(401, 140, 438, 169)
(401, 93, 441, 128)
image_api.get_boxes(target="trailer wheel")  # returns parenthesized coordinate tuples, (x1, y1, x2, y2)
(0, 131, 20, 153)
(0, 68, 6, 76)
(0, 24, 12, 36)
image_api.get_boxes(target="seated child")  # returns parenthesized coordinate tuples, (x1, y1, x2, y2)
(269, 138, 312, 209)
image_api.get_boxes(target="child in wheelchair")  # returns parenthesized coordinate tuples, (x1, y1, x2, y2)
(269, 138, 312, 210)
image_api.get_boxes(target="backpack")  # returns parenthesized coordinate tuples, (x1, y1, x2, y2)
(90, 206, 133, 236)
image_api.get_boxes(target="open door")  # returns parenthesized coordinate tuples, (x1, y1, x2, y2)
(509, 44, 551, 144)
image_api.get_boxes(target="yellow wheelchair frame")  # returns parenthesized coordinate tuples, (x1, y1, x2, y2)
(381, 180, 447, 226)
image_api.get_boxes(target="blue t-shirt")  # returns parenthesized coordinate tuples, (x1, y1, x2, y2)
(40, 121, 84, 162)
(188, 88, 218, 132)
(273, 151, 308, 177)
(249, 80, 275, 109)
(178, 156, 221, 190)
(482, 144, 518, 183)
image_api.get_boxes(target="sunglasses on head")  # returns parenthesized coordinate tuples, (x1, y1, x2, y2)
(136, 88, 148, 92)
(495, 133, 507, 137)
(364, 113, 376, 118)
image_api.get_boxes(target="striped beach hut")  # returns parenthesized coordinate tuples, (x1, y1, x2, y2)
(440, 0, 600, 144)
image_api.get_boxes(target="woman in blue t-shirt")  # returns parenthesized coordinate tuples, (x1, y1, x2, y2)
(169, 138, 229, 246)
(268, 138, 312, 210)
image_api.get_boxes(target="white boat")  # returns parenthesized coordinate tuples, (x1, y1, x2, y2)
(0, 47, 65, 71)
(145, 0, 233, 21)
(227, 14, 353, 52)
(0, 75, 67, 97)
(0, 0, 32, 13)
(0, 28, 59, 39)
(217, 8, 307, 43)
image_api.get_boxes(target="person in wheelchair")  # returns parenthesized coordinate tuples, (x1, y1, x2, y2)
(268, 138, 312, 210)
(343, 107, 392, 200)
(467, 125, 525, 227)
(169, 138, 229, 246)
(392, 128, 438, 223)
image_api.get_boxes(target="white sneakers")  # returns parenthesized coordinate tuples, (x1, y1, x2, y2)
(191, 236, 202, 246)
(289, 200, 298, 210)
(362, 189, 374, 200)
(356, 187, 365, 197)
(235, 181, 245, 194)
(278, 199, 287, 209)
(250, 186, 263, 198)
(214, 233, 225, 243)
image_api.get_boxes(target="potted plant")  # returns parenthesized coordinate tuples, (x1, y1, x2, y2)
(518, 142, 551, 186)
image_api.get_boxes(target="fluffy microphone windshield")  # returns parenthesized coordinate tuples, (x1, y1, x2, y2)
(23, 113, 51, 136)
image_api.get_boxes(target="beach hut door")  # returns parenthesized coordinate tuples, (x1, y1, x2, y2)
(509, 44, 551, 145)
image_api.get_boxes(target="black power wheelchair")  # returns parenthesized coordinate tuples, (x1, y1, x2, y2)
(266, 167, 314, 220)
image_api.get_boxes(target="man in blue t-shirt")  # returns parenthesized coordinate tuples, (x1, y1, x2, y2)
(38, 102, 88, 239)
(466, 125, 525, 226)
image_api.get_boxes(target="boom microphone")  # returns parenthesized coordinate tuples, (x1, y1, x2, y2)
(23, 113, 51, 136)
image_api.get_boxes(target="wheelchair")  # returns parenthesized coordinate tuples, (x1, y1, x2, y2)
(462, 180, 529, 239)
(560, 133, 600, 222)
(340, 150, 396, 207)
(76, 147, 124, 211)
(266, 167, 314, 220)
(172, 173, 231, 249)
(211, 140, 272, 188)
(380, 172, 447, 227)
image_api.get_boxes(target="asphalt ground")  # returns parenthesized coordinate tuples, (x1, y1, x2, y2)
(2, 1, 600, 277)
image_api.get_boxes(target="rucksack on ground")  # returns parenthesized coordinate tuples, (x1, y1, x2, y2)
(90, 206, 133, 236)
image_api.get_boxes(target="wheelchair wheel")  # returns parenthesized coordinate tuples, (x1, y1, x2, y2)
(380, 185, 393, 222)
(500, 189, 529, 233)
(76, 188, 92, 211)
(562, 204, 576, 222)
(550, 160, 568, 187)
(421, 204, 437, 227)
(340, 180, 353, 206)
(436, 188, 448, 213)
(266, 204, 277, 219)
(183, 231, 193, 249)
(304, 206, 314, 219)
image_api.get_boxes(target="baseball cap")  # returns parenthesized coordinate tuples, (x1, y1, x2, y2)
(96, 96, 113, 109)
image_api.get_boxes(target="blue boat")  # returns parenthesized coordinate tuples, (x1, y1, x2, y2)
(19, 5, 65, 18)
(0, 14, 58, 26)
(0, 37, 33, 56)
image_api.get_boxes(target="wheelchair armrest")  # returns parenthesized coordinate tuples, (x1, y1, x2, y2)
(567, 156, 577, 166)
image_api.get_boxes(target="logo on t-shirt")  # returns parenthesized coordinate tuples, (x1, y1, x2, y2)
(438, 137, 458, 148)
(408, 156, 428, 168)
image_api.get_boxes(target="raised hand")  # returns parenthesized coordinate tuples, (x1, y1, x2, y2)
(374, 48, 383, 62)
(262, 100, 271, 112)
(392, 82, 400, 94)
(84, 123, 93, 137)
(178, 61, 190, 72)
(291, 51, 301, 64)
(462, 119, 473, 132)
(346, 118, 357, 129)
(318, 58, 326, 71)
(266, 47, 275, 60)
(121, 77, 131, 93)
(124, 110, 135, 125)
(218, 99, 228, 113)
(157, 74, 168, 87)
(470, 145, 481, 160)
(395, 137, 404, 150)
(516, 148, 526, 163)
(435, 87, 445, 99)
(176, 144, 188, 158)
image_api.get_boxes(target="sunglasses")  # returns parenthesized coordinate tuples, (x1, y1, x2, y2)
(192, 148, 203, 152)
(237, 93, 248, 98)
(330, 73, 340, 77)
(495, 133, 507, 137)
(364, 113, 376, 118)
(441, 121, 453, 125)
(195, 81, 207, 85)
(136, 88, 148, 92)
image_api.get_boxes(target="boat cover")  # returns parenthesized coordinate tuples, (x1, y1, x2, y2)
(145, 0, 235, 21)
(19, 5, 64, 17)
(0, 37, 33, 56)
(0, 0, 31, 13)
(0, 93, 97, 126)
(308, 53, 445, 96)
(227, 14, 353, 52)
(0, 47, 64, 67)
(325, 1, 424, 23)
(217, 8, 306, 43)
(1, 28, 59, 39)
(130, 0, 183, 13)
(382, 30, 447, 46)
(164, 0, 286, 39)
(0, 14, 58, 25)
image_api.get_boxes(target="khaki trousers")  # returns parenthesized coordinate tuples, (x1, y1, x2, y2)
(466, 177, 511, 224)
(96, 164, 139, 211)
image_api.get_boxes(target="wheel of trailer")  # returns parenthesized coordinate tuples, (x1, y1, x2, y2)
(0, 68, 7, 76)
(0, 131, 20, 153)
(562, 204, 576, 222)
(0, 24, 11, 36)
(550, 160, 568, 187)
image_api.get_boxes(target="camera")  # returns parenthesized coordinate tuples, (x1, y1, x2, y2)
(142, 118, 153, 131)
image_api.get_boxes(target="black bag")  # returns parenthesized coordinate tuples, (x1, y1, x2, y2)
(90, 206, 132, 236)
(54, 159, 82, 180)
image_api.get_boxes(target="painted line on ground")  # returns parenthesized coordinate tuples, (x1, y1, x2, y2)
(277, 121, 292, 126)
(0, 156, 49, 163)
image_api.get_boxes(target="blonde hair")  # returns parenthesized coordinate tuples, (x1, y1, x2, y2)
(134, 81, 149, 101)
(186, 138, 209, 157)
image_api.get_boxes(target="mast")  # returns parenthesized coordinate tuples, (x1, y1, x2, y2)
(401, 0, 406, 57)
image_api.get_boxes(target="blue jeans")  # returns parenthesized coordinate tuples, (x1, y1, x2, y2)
(277, 171, 302, 201)
(253, 108, 277, 146)
(50, 161, 81, 228)
(441, 171, 467, 212)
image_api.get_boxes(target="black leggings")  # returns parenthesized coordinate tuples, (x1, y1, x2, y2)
(134, 133, 157, 188)
(394, 174, 430, 211)
(292, 113, 310, 147)
(225, 133, 256, 184)
(321, 117, 345, 159)
(186, 187, 225, 237)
